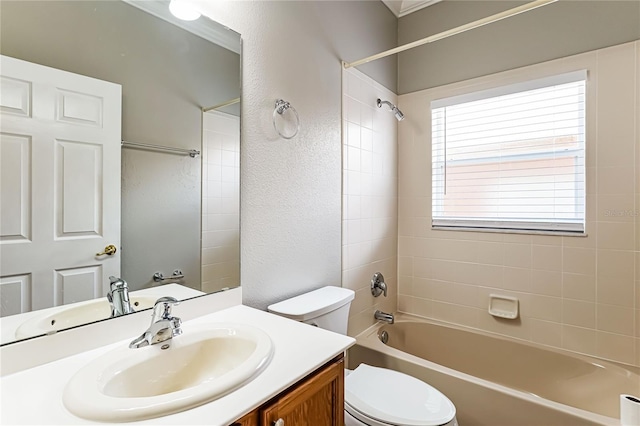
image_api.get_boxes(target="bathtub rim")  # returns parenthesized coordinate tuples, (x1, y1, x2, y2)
(351, 312, 633, 425)
(361, 312, 640, 374)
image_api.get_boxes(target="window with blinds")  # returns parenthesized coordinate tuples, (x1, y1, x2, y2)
(431, 70, 587, 234)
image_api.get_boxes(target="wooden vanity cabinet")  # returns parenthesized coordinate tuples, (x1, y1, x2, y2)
(230, 410, 258, 426)
(229, 354, 344, 426)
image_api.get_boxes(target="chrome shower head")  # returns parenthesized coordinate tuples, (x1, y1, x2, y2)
(392, 106, 404, 121)
(377, 98, 405, 121)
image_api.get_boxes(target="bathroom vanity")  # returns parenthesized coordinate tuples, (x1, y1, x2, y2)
(0, 290, 354, 425)
(232, 355, 344, 426)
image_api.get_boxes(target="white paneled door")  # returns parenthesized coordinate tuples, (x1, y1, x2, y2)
(0, 55, 121, 316)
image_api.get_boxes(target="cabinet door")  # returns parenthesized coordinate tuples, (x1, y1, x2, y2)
(260, 355, 344, 426)
(230, 409, 258, 426)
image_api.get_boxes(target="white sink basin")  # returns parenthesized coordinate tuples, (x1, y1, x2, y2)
(14, 296, 157, 339)
(63, 323, 273, 422)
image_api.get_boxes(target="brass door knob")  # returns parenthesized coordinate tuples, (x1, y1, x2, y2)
(96, 244, 117, 256)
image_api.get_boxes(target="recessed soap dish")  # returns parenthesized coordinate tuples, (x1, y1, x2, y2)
(488, 294, 519, 319)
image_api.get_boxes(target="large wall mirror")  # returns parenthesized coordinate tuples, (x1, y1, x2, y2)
(0, 0, 241, 345)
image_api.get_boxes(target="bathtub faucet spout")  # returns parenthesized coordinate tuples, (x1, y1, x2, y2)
(374, 310, 394, 324)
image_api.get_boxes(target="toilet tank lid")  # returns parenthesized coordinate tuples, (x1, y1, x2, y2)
(267, 286, 355, 321)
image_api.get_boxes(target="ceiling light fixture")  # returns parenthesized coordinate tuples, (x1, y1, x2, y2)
(169, 0, 201, 21)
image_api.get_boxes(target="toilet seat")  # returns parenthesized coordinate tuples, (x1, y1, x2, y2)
(345, 364, 456, 426)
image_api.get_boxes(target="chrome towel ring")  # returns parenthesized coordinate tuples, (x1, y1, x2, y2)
(272, 99, 300, 139)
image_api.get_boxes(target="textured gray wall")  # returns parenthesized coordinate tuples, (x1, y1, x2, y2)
(1, 1, 241, 291)
(398, 0, 640, 94)
(191, 1, 398, 309)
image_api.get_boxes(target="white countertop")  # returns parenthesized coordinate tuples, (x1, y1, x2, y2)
(0, 304, 355, 425)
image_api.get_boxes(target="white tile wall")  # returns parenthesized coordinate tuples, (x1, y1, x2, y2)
(397, 41, 640, 367)
(342, 67, 398, 336)
(202, 111, 240, 293)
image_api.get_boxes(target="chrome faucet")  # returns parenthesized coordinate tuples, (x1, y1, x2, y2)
(129, 297, 182, 349)
(107, 276, 134, 317)
(374, 310, 394, 324)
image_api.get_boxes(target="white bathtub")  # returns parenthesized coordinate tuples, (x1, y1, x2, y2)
(347, 313, 639, 425)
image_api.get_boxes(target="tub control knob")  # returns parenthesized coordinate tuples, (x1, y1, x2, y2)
(371, 272, 387, 297)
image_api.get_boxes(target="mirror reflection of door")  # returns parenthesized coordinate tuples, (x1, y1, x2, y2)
(0, 55, 122, 315)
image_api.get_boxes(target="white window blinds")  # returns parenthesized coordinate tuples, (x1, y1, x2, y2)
(431, 70, 587, 234)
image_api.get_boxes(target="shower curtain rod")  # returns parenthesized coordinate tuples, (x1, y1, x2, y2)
(202, 97, 240, 113)
(343, 0, 557, 69)
(121, 140, 200, 158)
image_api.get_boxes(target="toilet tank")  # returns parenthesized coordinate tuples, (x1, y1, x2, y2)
(267, 286, 355, 335)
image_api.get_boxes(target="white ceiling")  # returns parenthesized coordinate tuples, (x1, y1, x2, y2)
(381, 0, 442, 18)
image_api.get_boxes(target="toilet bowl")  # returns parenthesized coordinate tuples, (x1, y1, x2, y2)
(267, 286, 458, 426)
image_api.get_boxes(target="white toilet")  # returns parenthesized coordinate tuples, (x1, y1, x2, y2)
(267, 286, 458, 426)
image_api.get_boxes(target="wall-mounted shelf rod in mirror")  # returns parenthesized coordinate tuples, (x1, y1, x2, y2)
(121, 140, 200, 158)
(202, 97, 240, 113)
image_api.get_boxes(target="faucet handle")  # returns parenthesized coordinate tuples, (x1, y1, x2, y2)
(152, 296, 180, 321)
(371, 272, 387, 297)
(154, 296, 179, 306)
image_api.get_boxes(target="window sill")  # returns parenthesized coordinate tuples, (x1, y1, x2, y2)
(431, 225, 588, 238)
